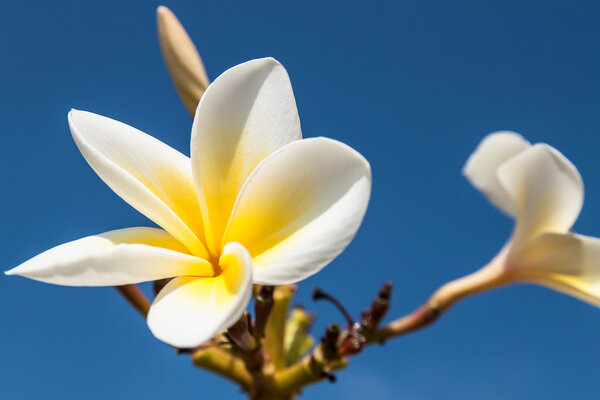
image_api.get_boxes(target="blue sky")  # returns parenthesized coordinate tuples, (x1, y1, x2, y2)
(2, 1, 600, 399)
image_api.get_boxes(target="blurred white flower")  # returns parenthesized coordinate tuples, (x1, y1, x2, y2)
(463, 131, 600, 306)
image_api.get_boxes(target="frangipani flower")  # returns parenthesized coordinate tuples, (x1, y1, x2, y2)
(6, 58, 372, 347)
(462, 131, 600, 306)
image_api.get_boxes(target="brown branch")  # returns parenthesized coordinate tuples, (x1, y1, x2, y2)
(115, 285, 150, 317)
(368, 302, 440, 343)
(373, 257, 508, 341)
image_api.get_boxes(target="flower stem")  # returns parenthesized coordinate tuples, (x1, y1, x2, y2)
(372, 255, 507, 342)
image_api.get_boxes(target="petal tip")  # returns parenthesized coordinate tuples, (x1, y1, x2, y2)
(461, 155, 475, 179)
(244, 57, 283, 73)
(462, 130, 531, 214)
(315, 137, 372, 176)
(265, 56, 281, 66)
(156, 5, 170, 16)
(67, 108, 88, 125)
(257, 56, 280, 65)
(156, 6, 176, 27)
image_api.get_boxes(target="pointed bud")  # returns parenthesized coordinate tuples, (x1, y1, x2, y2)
(157, 6, 210, 116)
(360, 281, 393, 331)
(321, 323, 341, 359)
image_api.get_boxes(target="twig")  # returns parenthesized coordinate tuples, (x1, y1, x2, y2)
(114, 285, 150, 317)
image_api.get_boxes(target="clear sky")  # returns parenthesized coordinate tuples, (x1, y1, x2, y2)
(2, 1, 600, 399)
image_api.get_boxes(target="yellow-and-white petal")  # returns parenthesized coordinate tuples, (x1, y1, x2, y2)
(510, 233, 600, 307)
(463, 131, 530, 217)
(498, 144, 583, 246)
(68, 110, 208, 258)
(5, 227, 214, 286)
(223, 138, 371, 285)
(191, 58, 301, 254)
(147, 242, 253, 348)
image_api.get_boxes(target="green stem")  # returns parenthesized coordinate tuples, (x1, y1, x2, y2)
(272, 345, 347, 397)
(263, 285, 296, 371)
(191, 347, 253, 390)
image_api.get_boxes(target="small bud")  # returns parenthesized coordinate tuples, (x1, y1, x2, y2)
(361, 281, 393, 331)
(284, 307, 315, 364)
(321, 323, 341, 359)
(157, 6, 210, 116)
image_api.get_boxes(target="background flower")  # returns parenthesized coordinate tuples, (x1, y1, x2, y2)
(463, 132, 600, 305)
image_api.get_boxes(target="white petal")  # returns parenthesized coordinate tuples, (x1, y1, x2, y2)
(147, 242, 253, 348)
(223, 138, 371, 285)
(498, 144, 583, 245)
(463, 131, 530, 217)
(5, 228, 214, 286)
(191, 58, 301, 254)
(69, 110, 208, 257)
(511, 233, 600, 307)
